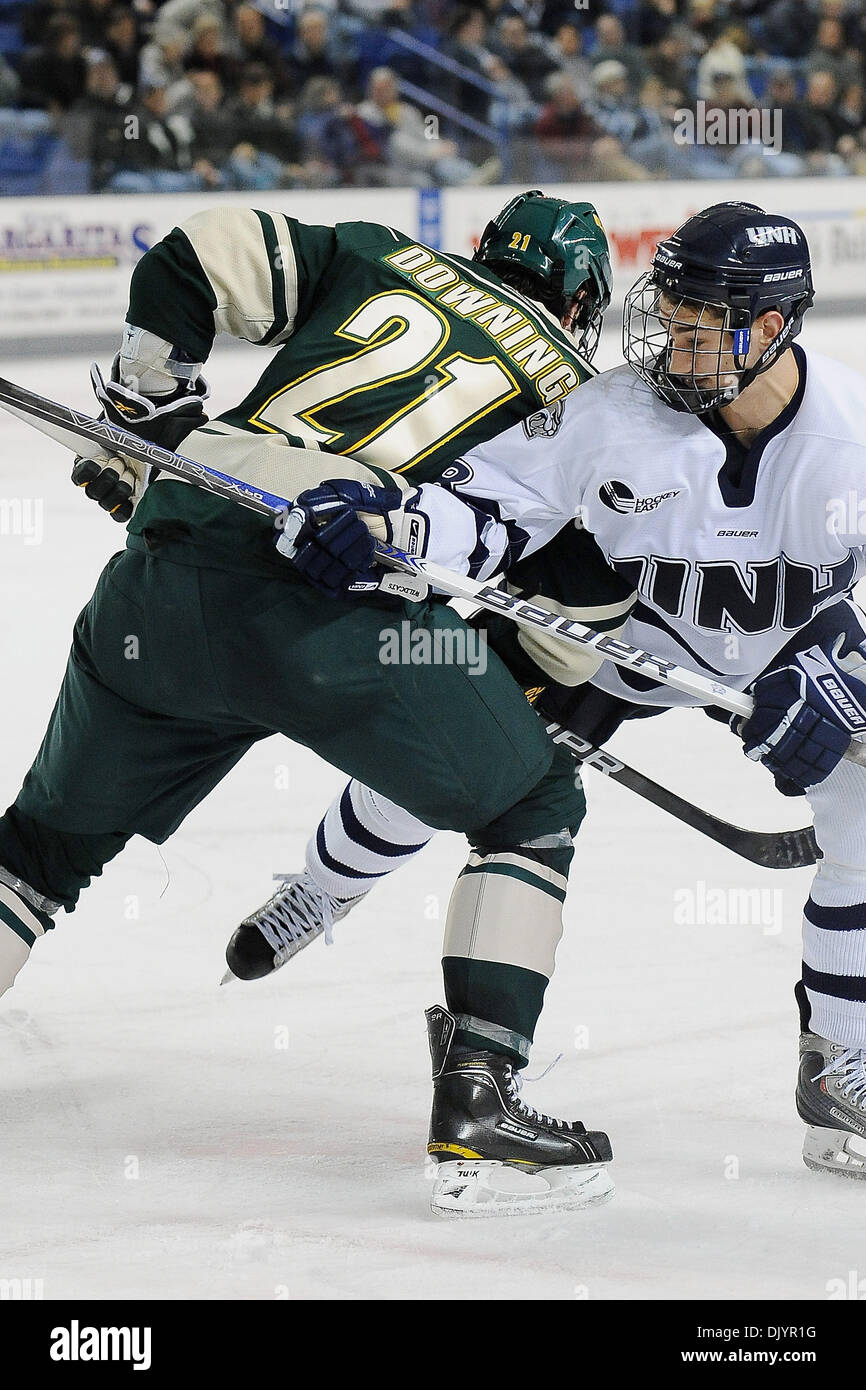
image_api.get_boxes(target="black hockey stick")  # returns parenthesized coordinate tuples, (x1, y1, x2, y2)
(545, 722, 820, 870)
(0, 375, 821, 870)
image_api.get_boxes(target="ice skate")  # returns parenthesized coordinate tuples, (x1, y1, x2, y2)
(798, 1031, 866, 1178)
(223, 873, 357, 983)
(425, 1005, 613, 1217)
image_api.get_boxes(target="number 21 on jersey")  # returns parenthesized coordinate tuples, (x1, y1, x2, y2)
(249, 290, 520, 472)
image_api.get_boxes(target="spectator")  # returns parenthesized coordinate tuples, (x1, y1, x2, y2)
(154, 0, 234, 46)
(647, 23, 697, 98)
(20, 0, 73, 49)
(687, 0, 724, 46)
(297, 74, 384, 183)
(486, 54, 537, 131)
(356, 65, 500, 185)
(18, 15, 88, 112)
(590, 59, 703, 177)
(763, 62, 813, 156)
(183, 15, 236, 89)
(104, 6, 143, 90)
(443, 7, 493, 123)
(77, 0, 117, 49)
(107, 81, 211, 193)
(286, 8, 348, 92)
(806, 17, 860, 89)
(800, 67, 859, 163)
(635, 0, 678, 48)
(187, 69, 235, 170)
(139, 27, 190, 111)
(222, 61, 334, 188)
(751, 0, 819, 60)
(591, 15, 648, 91)
(534, 69, 600, 139)
(546, 22, 593, 103)
(68, 53, 133, 190)
(538, 0, 598, 36)
(839, 80, 864, 133)
(535, 70, 651, 179)
(490, 14, 558, 102)
(230, 5, 290, 94)
(697, 32, 754, 102)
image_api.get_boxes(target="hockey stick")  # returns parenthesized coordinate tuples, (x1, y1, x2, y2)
(0, 376, 825, 866)
(546, 722, 820, 869)
(0, 371, 861, 780)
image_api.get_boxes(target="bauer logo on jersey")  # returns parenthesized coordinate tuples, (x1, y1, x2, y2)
(522, 400, 564, 440)
(599, 479, 682, 516)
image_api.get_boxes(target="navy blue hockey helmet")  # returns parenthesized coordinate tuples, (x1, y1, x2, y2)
(623, 201, 814, 413)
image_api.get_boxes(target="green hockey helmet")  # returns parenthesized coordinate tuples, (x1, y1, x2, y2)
(474, 190, 613, 362)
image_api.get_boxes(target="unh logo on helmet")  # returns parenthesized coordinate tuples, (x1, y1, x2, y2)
(745, 225, 799, 247)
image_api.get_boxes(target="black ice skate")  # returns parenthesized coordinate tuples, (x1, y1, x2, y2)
(223, 872, 356, 983)
(794, 981, 866, 1177)
(797, 1033, 866, 1178)
(425, 1004, 614, 1217)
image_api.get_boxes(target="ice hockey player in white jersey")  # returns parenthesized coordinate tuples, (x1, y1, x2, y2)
(259, 201, 866, 1184)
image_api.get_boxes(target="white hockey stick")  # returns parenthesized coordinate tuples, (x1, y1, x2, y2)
(1, 371, 864, 769)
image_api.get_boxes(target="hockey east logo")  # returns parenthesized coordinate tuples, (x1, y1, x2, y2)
(599, 479, 681, 516)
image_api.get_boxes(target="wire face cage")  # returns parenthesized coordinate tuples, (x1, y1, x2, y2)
(623, 271, 753, 415)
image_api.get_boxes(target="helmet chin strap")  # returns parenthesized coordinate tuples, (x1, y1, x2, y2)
(729, 314, 797, 399)
(666, 313, 795, 415)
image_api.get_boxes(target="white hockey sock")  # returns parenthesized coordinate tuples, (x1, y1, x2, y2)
(805, 757, 866, 1048)
(802, 858, 866, 1048)
(305, 780, 434, 902)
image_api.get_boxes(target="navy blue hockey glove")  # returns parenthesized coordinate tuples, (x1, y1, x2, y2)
(736, 633, 866, 792)
(276, 479, 413, 600)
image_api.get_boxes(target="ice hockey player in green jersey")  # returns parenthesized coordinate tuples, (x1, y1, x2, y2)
(74, 189, 611, 540)
(0, 193, 624, 1218)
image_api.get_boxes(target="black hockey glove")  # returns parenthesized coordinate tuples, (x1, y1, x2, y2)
(90, 356, 210, 450)
(71, 357, 210, 523)
(71, 455, 142, 523)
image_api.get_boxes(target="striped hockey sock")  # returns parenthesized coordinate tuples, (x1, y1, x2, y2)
(0, 865, 59, 999)
(305, 780, 434, 903)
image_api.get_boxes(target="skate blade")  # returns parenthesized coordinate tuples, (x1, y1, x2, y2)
(803, 1124, 866, 1178)
(430, 1159, 614, 1218)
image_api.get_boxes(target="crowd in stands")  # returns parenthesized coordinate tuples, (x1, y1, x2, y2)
(0, 0, 864, 193)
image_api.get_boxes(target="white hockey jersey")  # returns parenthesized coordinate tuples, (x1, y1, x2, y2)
(440, 344, 866, 706)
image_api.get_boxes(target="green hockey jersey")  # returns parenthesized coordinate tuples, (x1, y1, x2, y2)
(127, 206, 594, 521)
(122, 205, 633, 689)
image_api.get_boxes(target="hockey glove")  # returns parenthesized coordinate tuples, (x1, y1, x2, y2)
(72, 355, 210, 523)
(91, 357, 209, 450)
(276, 479, 427, 600)
(736, 633, 866, 792)
(71, 454, 143, 523)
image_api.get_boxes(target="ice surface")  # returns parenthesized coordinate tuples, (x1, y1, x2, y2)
(1, 321, 866, 1302)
